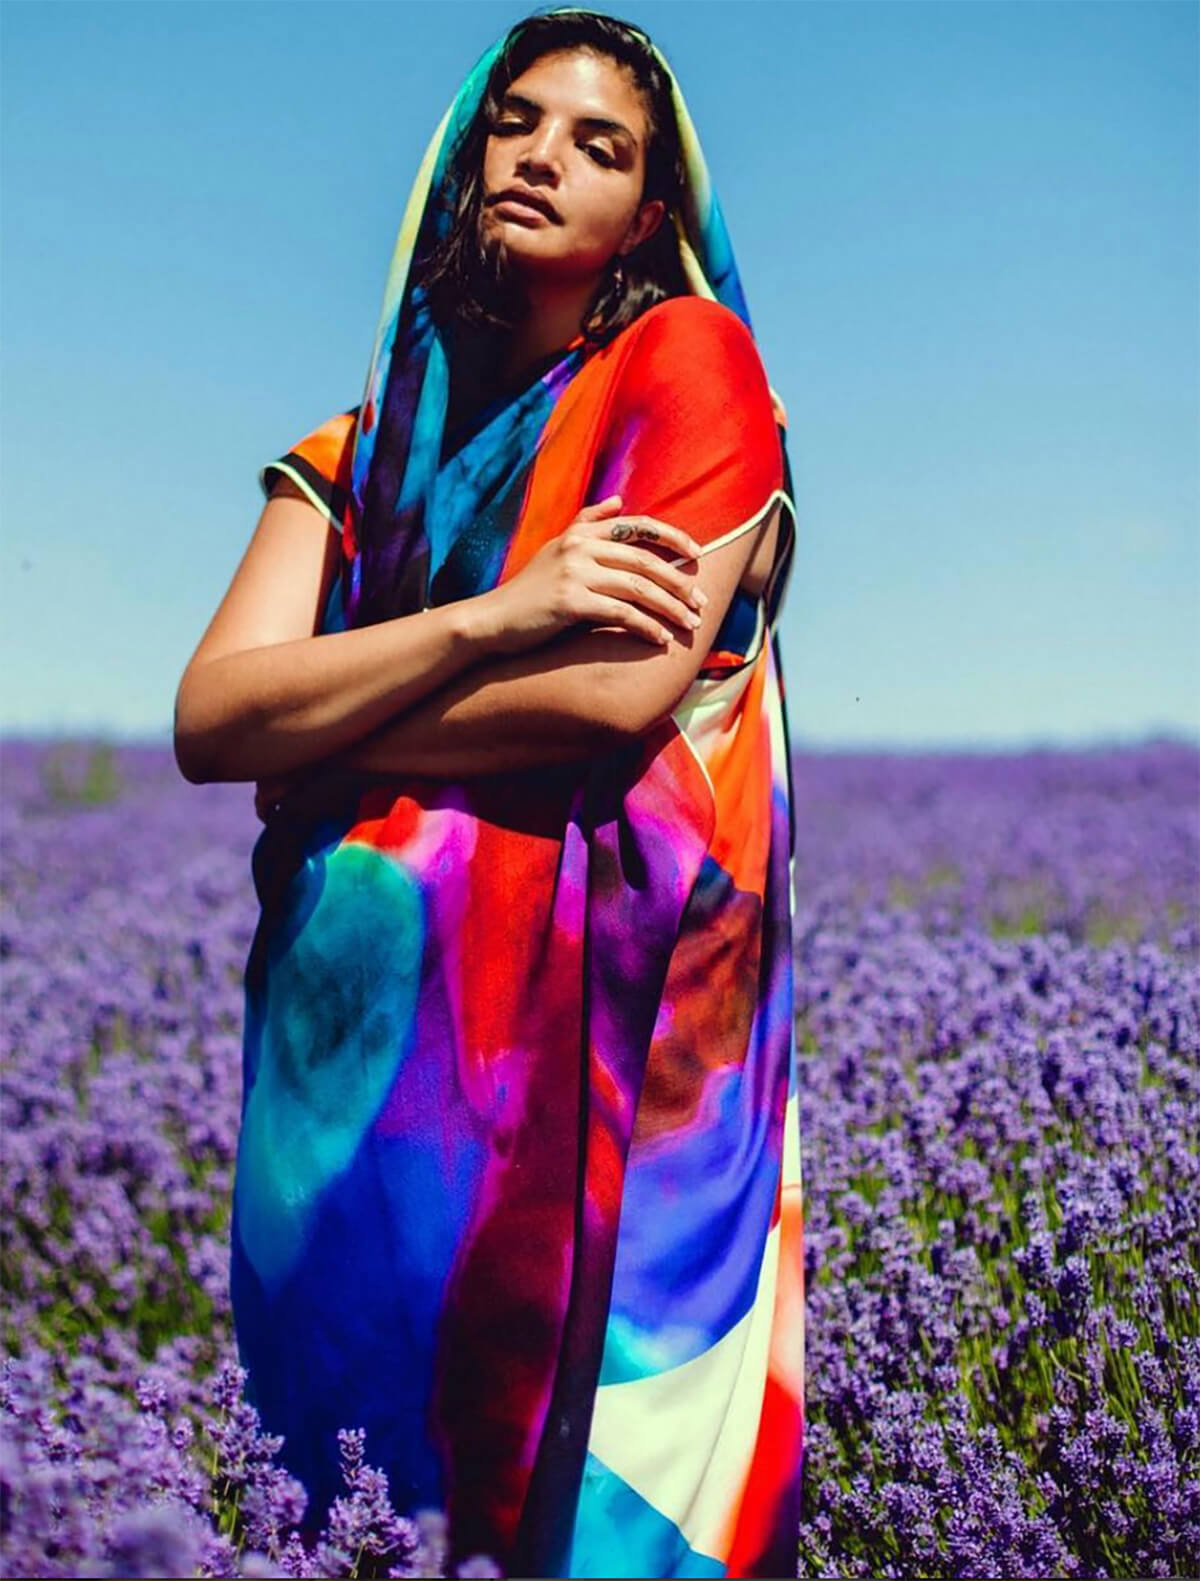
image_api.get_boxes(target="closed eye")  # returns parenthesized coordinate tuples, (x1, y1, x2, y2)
(492, 119, 616, 167)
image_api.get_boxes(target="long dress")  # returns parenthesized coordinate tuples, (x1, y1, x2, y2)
(230, 293, 805, 1579)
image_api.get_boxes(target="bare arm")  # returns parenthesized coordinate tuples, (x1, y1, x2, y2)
(174, 481, 502, 784)
(338, 502, 779, 779)
(175, 482, 707, 786)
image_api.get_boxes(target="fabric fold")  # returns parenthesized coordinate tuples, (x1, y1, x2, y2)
(232, 13, 804, 1577)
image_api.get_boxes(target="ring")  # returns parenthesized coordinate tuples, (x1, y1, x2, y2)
(610, 521, 635, 542)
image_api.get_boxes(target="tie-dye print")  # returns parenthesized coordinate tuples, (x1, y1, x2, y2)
(232, 13, 804, 1578)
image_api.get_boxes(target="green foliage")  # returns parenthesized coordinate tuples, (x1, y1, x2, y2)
(39, 741, 123, 807)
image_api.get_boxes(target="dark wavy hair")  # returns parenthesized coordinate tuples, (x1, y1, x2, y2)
(419, 8, 690, 349)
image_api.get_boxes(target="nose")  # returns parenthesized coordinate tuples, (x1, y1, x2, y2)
(515, 120, 565, 180)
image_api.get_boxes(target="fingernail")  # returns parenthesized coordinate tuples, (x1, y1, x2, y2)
(694, 589, 709, 607)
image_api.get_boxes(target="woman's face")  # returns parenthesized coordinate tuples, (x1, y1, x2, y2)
(480, 48, 665, 285)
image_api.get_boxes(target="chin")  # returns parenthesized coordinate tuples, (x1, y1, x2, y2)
(482, 224, 594, 290)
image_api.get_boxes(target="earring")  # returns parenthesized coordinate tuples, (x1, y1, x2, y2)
(612, 258, 626, 293)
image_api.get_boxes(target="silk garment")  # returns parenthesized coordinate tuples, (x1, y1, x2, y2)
(231, 14, 805, 1578)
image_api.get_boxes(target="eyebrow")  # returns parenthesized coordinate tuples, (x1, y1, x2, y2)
(498, 91, 639, 147)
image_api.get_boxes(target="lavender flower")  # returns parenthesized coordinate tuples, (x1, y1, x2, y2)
(3, 737, 1197, 1577)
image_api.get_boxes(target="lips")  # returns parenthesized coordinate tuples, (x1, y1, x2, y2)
(491, 187, 560, 222)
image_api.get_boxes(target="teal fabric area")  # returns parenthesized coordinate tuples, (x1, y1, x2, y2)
(321, 572, 346, 634)
(236, 842, 425, 1287)
(567, 1452, 727, 1579)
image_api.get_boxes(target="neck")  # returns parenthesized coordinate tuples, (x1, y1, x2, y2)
(498, 273, 600, 384)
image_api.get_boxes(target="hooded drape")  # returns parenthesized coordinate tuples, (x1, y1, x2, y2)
(231, 12, 805, 1578)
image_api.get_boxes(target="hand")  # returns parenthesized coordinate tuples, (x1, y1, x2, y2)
(255, 759, 367, 824)
(254, 770, 303, 823)
(251, 765, 330, 828)
(478, 493, 708, 655)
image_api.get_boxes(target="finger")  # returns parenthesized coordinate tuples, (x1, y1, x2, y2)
(592, 568, 704, 634)
(599, 513, 702, 562)
(627, 515, 705, 563)
(588, 595, 672, 646)
(575, 493, 624, 520)
(589, 541, 709, 610)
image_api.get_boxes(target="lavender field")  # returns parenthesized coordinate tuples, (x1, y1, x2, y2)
(2, 738, 1197, 1579)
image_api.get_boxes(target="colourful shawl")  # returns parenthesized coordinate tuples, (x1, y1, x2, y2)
(232, 13, 805, 1578)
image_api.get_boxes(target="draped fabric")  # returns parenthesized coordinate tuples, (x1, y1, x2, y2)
(231, 12, 804, 1578)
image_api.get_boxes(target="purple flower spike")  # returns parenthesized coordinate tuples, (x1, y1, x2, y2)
(2, 738, 1196, 1577)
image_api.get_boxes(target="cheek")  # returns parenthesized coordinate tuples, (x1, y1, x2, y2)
(482, 140, 504, 185)
(577, 179, 641, 244)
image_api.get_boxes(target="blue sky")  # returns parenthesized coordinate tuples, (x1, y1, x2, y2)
(1, 0, 1196, 749)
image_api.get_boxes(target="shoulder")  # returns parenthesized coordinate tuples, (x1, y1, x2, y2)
(259, 405, 360, 526)
(619, 295, 770, 397)
(288, 407, 360, 473)
(630, 293, 758, 354)
(607, 296, 775, 439)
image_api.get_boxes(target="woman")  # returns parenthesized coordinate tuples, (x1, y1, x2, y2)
(175, 8, 804, 1577)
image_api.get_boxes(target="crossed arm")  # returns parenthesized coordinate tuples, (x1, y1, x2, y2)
(252, 502, 777, 828)
(177, 301, 787, 797)
(338, 521, 776, 779)
(174, 480, 777, 793)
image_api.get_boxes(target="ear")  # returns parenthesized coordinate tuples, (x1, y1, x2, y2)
(621, 197, 666, 255)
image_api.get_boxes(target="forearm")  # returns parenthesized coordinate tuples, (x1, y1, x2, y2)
(342, 633, 640, 778)
(175, 596, 503, 784)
